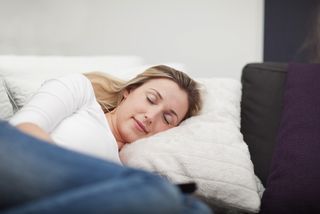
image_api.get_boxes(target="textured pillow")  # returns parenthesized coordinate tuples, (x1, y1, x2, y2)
(261, 63, 320, 213)
(0, 77, 14, 120)
(120, 78, 263, 213)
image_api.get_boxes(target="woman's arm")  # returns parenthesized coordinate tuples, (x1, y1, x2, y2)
(16, 122, 53, 143)
(10, 73, 93, 133)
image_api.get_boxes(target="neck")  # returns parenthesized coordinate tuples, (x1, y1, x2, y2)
(105, 112, 125, 150)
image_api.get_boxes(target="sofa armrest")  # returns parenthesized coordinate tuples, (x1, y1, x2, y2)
(240, 62, 287, 186)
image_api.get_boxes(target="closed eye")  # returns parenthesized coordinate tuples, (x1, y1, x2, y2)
(146, 94, 157, 104)
(163, 113, 174, 125)
(147, 97, 154, 104)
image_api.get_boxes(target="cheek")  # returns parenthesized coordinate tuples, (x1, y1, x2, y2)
(122, 96, 145, 113)
(151, 122, 171, 134)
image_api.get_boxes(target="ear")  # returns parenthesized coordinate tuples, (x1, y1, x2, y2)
(123, 86, 137, 99)
(123, 89, 130, 99)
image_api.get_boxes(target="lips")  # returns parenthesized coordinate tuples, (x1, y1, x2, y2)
(133, 117, 148, 134)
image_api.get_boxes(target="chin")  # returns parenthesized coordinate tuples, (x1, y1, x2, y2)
(122, 132, 139, 144)
(130, 134, 148, 143)
(125, 128, 146, 143)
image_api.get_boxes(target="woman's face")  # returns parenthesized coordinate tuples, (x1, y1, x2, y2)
(110, 78, 188, 146)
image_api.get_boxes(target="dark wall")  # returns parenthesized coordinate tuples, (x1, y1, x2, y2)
(263, 0, 319, 62)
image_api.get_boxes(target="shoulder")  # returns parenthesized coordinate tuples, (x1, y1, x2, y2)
(45, 73, 91, 87)
(40, 73, 96, 106)
(42, 73, 93, 95)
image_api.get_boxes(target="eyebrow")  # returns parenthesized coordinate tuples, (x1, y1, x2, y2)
(150, 88, 180, 122)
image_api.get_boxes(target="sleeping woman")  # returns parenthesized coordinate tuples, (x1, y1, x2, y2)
(0, 65, 212, 213)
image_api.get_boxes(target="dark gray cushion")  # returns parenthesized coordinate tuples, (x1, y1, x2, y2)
(240, 62, 287, 186)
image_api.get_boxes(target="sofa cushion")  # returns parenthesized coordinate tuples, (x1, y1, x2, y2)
(261, 63, 320, 213)
(240, 63, 287, 186)
(0, 55, 145, 108)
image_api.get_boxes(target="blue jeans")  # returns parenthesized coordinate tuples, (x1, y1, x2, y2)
(0, 121, 211, 214)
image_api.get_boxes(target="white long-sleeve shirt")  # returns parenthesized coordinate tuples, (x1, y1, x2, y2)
(10, 73, 121, 164)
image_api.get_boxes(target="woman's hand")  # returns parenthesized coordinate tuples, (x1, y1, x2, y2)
(16, 122, 53, 143)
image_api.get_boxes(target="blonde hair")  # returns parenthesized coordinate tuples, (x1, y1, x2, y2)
(84, 65, 202, 121)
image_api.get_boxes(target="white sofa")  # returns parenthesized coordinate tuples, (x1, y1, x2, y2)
(0, 55, 263, 213)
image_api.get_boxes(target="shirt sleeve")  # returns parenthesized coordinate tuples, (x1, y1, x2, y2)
(9, 73, 95, 133)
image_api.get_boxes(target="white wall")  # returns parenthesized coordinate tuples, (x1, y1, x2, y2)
(0, 0, 263, 79)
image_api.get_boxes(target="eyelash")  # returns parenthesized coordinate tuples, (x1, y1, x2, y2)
(146, 96, 171, 125)
(163, 114, 170, 124)
(147, 97, 155, 104)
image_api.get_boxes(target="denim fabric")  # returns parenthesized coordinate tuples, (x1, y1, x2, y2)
(0, 121, 211, 214)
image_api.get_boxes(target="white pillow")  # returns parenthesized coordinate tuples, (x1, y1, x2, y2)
(120, 78, 263, 213)
(0, 55, 145, 108)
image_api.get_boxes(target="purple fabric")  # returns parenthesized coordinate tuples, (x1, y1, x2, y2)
(260, 63, 320, 214)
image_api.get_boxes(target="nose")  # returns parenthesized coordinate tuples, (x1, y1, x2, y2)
(144, 115, 151, 124)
